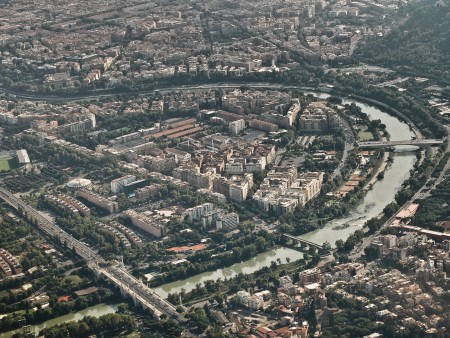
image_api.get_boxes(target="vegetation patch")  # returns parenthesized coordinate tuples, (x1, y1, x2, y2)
(358, 131, 375, 141)
(63, 275, 83, 286)
(356, 2, 450, 83)
(0, 156, 18, 171)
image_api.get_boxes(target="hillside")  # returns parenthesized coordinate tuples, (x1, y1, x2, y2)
(356, 1, 450, 83)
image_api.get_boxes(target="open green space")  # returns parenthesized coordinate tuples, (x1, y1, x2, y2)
(0, 156, 18, 171)
(358, 131, 375, 141)
(63, 275, 83, 285)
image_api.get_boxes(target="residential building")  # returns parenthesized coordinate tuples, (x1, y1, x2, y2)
(111, 175, 136, 194)
(229, 119, 246, 135)
(0, 248, 22, 274)
(123, 210, 167, 238)
(185, 203, 214, 222)
(299, 268, 322, 286)
(58, 193, 91, 216)
(135, 184, 162, 201)
(253, 168, 323, 214)
(172, 166, 215, 189)
(76, 189, 119, 214)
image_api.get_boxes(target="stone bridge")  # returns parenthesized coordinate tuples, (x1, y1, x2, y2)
(282, 234, 331, 254)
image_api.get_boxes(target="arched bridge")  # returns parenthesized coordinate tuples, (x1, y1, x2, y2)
(358, 139, 444, 149)
(282, 234, 331, 254)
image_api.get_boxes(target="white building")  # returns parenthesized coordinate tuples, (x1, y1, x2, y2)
(185, 203, 214, 222)
(236, 290, 251, 306)
(228, 119, 246, 135)
(16, 149, 30, 164)
(111, 175, 136, 194)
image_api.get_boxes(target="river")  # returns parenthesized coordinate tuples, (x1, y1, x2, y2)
(154, 92, 417, 298)
(155, 247, 303, 299)
(0, 303, 119, 338)
(298, 95, 417, 245)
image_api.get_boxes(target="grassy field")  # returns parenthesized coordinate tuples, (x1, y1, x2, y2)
(63, 275, 83, 285)
(0, 156, 18, 171)
(358, 131, 375, 141)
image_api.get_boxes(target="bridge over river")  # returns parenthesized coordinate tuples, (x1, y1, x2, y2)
(358, 139, 444, 149)
(281, 233, 331, 254)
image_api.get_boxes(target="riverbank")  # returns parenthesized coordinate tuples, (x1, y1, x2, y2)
(154, 247, 303, 299)
(348, 94, 423, 139)
(0, 303, 119, 338)
(364, 152, 391, 191)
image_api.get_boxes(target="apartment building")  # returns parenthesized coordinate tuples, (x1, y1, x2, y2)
(248, 118, 279, 132)
(197, 207, 239, 231)
(135, 184, 162, 201)
(229, 119, 246, 135)
(299, 268, 322, 286)
(212, 173, 253, 202)
(165, 148, 191, 161)
(58, 115, 96, 135)
(300, 101, 336, 131)
(111, 175, 136, 194)
(0, 257, 12, 276)
(76, 189, 119, 214)
(138, 154, 178, 173)
(254, 144, 276, 164)
(123, 210, 167, 238)
(172, 166, 214, 189)
(58, 193, 91, 216)
(229, 174, 253, 202)
(253, 167, 323, 214)
(45, 195, 79, 215)
(225, 157, 266, 174)
(110, 221, 143, 248)
(185, 203, 214, 222)
(0, 248, 22, 274)
(96, 222, 131, 249)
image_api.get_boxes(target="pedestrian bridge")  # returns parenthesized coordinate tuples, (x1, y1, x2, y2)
(358, 139, 444, 149)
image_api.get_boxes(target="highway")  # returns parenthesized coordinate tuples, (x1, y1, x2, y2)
(0, 186, 185, 323)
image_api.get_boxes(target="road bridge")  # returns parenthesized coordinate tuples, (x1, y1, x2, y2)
(0, 187, 185, 323)
(358, 139, 444, 149)
(282, 234, 331, 254)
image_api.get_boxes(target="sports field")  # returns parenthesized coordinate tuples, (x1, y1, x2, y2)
(0, 156, 18, 171)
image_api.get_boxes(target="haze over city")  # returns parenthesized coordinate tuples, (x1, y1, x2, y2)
(0, 0, 449, 337)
